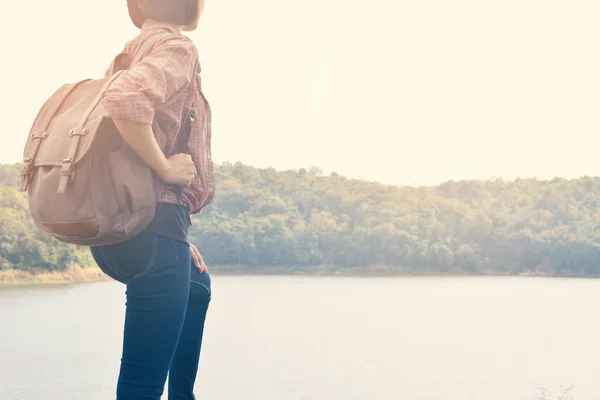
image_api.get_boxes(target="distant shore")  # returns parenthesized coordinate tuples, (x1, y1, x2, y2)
(0, 266, 109, 285)
(210, 265, 600, 279)
(2, 265, 599, 286)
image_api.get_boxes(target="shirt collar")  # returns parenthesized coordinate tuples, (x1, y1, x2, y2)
(141, 19, 181, 34)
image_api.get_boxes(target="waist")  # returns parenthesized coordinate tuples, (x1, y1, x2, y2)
(142, 202, 191, 243)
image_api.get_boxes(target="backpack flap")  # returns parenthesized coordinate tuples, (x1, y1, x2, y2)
(23, 77, 114, 192)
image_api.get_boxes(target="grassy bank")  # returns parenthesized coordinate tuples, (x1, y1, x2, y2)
(0, 265, 109, 285)
(0, 264, 473, 285)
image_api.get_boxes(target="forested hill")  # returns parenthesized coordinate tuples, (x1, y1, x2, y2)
(2, 162, 600, 276)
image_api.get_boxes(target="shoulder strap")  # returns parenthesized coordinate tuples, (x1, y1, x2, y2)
(106, 29, 179, 76)
(129, 30, 175, 66)
(173, 108, 194, 202)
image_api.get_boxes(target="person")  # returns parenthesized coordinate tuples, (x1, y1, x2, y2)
(89, 0, 214, 399)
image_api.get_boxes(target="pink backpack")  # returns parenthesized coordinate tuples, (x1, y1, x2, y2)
(22, 31, 179, 246)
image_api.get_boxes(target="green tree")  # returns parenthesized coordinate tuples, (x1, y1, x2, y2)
(3, 162, 600, 276)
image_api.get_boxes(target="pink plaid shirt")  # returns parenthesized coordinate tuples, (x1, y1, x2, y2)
(100, 20, 214, 215)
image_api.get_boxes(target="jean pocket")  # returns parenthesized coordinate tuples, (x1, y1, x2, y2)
(190, 269, 211, 299)
(98, 233, 158, 282)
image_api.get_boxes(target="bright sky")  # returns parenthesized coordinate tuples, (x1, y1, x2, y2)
(1, 0, 599, 186)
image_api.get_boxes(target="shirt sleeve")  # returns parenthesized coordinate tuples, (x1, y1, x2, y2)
(100, 37, 197, 125)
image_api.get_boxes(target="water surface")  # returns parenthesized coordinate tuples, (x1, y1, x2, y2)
(1, 276, 599, 400)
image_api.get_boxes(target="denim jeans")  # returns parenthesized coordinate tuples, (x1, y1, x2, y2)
(90, 232, 211, 400)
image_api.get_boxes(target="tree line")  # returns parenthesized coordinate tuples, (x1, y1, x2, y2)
(2, 162, 600, 276)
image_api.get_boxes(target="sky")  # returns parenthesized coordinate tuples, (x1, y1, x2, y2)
(1, 0, 599, 186)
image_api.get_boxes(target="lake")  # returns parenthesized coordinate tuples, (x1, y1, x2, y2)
(1, 275, 599, 400)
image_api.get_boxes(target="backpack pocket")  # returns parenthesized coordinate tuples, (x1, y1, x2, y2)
(108, 147, 156, 216)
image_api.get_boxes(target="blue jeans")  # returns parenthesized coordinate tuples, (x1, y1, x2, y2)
(90, 233, 211, 400)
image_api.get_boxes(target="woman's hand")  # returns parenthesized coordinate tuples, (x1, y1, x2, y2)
(190, 243, 208, 273)
(160, 153, 196, 186)
(111, 120, 196, 186)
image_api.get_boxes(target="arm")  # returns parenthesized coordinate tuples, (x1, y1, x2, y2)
(112, 119, 170, 180)
(101, 36, 197, 124)
(112, 119, 195, 185)
(100, 37, 198, 184)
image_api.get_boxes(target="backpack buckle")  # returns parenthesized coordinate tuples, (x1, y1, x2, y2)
(57, 158, 75, 194)
(60, 158, 74, 176)
(21, 158, 34, 191)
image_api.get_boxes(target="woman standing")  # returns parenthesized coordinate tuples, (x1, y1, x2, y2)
(90, 1, 214, 399)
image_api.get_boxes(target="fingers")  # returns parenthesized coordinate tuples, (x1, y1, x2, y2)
(198, 252, 208, 273)
(164, 153, 197, 186)
(183, 155, 195, 185)
(191, 245, 200, 267)
(191, 249, 201, 270)
(190, 244, 208, 273)
(172, 153, 192, 161)
(187, 166, 196, 187)
(169, 153, 192, 161)
(182, 154, 193, 167)
(178, 154, 196, 186)
(191, 243, 200, 260)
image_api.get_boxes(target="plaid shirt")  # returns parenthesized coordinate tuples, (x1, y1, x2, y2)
(100, 20, 214, 215)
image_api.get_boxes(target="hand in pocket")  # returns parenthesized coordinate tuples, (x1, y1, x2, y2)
(190, 243, 208, 273)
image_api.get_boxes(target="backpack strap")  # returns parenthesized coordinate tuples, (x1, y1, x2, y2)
(55, 69, 131, 193)
(130, 31, 175, 65)
(106, 29, 175, 76)
(172, 107, 195, 202)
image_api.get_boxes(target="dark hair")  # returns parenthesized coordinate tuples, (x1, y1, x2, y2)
(127, 0, 198, 29)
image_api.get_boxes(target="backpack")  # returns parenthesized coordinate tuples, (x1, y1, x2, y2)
(21, 30, 186, 247)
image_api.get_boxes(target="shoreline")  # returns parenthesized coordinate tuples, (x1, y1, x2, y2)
(2, 265, 600, 285)
(0, 266, 109, 286)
